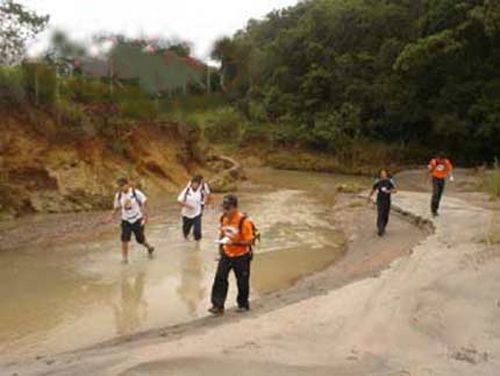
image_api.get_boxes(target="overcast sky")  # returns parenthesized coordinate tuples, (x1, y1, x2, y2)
(19, 0, 299, 62)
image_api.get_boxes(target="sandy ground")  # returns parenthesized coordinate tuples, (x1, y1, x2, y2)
(1, 189, 432, 376)
(4, 177, 500, 375)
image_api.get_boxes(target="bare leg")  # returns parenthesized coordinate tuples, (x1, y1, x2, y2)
(121, 242, 129, 263)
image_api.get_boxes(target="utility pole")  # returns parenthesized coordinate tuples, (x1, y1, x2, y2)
(206, 65, 211, 95)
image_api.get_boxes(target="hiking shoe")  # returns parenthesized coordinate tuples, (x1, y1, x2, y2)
(208, 306, 224, 316)
(147, 246, 155, 259)
(236, 306, 250, 313)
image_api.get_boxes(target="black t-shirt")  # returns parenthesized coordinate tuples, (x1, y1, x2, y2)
(373, 178, 395, 200)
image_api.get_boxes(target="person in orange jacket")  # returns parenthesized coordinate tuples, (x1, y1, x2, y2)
(209, 194, 255, 315)
(428, 152, 454, 217)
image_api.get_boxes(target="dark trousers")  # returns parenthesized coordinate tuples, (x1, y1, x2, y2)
(121, 219, 145, 244)
(377, 198, 391, 235)
(211, 253, 251, 309)
(182, 215, 202, 241)
(431, 178, 446, 214)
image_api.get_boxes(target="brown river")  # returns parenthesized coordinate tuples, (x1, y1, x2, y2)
(0, 168, 369, 363)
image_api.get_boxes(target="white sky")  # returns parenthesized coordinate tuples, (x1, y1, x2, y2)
(19, 0, 299, 62)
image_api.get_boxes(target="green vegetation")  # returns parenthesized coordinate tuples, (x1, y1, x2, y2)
(212, 0, 500, 165)
(0, 0, 49, 65)
(2, 0, 500, 173)
(485, 169, 500, 200)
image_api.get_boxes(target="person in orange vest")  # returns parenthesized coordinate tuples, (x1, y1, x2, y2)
(428, 152, 454, 217)
(209, 194, 255, 315)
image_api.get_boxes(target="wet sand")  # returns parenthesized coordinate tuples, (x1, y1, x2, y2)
(0, 168, 364, 363)
(0, 168, 431, 375)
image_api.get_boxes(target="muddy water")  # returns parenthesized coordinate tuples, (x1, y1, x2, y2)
(0, 168, 368, 363)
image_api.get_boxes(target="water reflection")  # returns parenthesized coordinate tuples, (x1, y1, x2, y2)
(112, 268, 148, 336)
(177, 247, 205, 315)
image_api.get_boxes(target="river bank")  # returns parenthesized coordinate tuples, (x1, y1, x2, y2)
(0, 168, 432, 375)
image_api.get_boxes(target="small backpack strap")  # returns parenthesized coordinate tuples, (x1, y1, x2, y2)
(238, 214, 248, 234)
(183, 185, 191, 202)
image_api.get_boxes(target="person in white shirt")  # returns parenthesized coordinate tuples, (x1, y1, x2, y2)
(178, 175, 206, 241)
(107, 177, 155, 264)
(183, 174, 212, 211)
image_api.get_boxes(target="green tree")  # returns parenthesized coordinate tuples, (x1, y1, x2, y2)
(0, 0, 49, 65)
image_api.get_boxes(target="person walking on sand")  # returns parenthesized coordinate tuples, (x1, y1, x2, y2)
(178, 175, 205, 241)
(369, 169, 397, 237)
(208, 194, 255, 315)
(428, 152, 454, 217)
(106, 177, 155, 264)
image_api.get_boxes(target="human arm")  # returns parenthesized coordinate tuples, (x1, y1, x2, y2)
(369, 181, 379, 200)
(447, 160, 455, 181)
(105, 194, 120, 223)
(427, 159, 436, 174)
(228, 220, 254, 246)
(177, 188, 193, 209)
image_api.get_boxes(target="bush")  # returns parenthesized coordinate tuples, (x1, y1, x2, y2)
(485, 168, 500, 200)
(62, 77, 110, 103)
(0, 66, 25, 106)
(22, 63, 57, 105)
(203, 107, 246, 143)
(55, 100, 86, 128)
(114, 85, 158, 119)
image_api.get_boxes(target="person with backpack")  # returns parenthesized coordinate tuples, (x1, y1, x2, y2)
(106, 177, 155, 264)
(369, 169, 397, 237)
(183, 174, 212, 212)
(178, 175, 205, 241)
(428, 152, 454, 217)
(208, 194, 257, 315)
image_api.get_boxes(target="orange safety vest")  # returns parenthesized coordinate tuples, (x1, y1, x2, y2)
(219, 212, 254, 258)
(428, 158, 453, 179)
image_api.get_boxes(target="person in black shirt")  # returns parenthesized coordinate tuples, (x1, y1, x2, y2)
(369, 169, 397, 236)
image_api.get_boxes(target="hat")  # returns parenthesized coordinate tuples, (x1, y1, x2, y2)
(222, 194, 238, 209)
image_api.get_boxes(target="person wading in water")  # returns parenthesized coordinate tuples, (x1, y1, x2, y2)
(178, 175, 205, 242)
(106, 177, 155, 264)
(428, 152, 454, 217)
(369, 169, 397, 237)
(208, 194, 256, 315)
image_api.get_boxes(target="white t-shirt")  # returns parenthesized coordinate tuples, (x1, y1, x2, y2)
(114, 188, 147, 223)
(178, 186, 204, 218)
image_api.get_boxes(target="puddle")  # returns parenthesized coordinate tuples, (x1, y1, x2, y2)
(0, 168, 366, 362)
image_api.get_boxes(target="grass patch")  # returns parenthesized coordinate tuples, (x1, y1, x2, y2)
(267, 150, 378, 175)
(485, 169, 500, 200)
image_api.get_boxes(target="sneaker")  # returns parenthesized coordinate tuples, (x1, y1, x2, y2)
(121, 259, 129, 265)
(432, 211, 439, 217)
(236, 306, 250, 313)
(208, 306, 224, 316)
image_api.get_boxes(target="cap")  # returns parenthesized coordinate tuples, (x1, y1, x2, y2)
(222, 194, 238, 209)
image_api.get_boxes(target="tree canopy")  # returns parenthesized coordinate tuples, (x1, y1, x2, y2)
(213, 0, 500, 163)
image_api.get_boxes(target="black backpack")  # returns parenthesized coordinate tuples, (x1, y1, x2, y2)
(183, 182, 210, 203)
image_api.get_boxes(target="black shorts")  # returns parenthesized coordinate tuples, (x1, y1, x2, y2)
(121, 219, 145, 244)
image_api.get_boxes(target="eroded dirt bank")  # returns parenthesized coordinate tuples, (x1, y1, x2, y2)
(0, 110, 204, 218)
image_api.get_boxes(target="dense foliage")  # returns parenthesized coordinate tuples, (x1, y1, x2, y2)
(0, 0, 49, 65)
(213, 0, 500, 164)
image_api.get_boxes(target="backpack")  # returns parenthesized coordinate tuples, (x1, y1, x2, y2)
(183, 182, 209, 203)
(219, 213, 261, 252)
